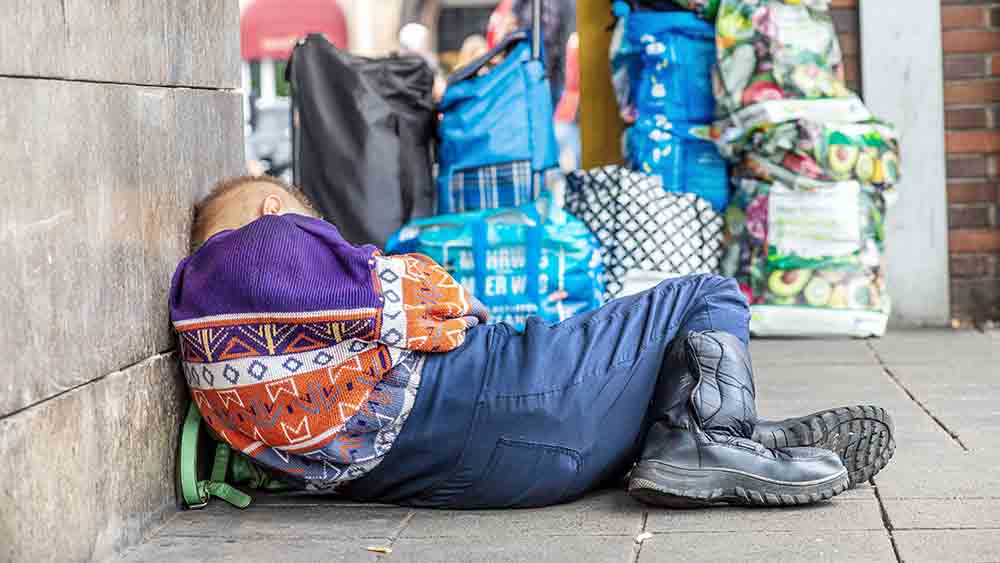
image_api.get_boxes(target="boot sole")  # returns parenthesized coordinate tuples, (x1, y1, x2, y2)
(627, 461, 849, 508)
(753, 406, 895, 488)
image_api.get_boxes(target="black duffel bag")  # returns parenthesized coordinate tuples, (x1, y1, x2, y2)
(288, 33, 436, 248)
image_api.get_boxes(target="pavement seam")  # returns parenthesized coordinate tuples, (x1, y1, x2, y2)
(865, 341, 969, 452)
(108, 508, 185, 562)
(628, 511, 649, 563)
(873, 480, 903, 563)
(376, 510, 415, 560)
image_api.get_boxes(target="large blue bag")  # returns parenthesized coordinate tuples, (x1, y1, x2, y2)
(611, 9, 717, 123)
(436, 31, 560, 215)
(625, 116, 730, 211)
(387, 196, 604, 330)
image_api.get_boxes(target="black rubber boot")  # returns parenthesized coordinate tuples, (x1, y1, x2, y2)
(627, 331, 849, 508)
(753, 406, 895, 487)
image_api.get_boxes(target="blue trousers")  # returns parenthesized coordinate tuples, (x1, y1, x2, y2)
(341, 275, 750, 508)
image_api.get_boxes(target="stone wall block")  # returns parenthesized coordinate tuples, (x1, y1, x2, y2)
(1, 1, 240, 88)
(0, 79, 243, 417)
(0, 353, 186, 563)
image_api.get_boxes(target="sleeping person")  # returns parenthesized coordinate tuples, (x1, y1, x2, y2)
(169, 175, 895, 509)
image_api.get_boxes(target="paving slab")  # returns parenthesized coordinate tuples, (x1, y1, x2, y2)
(645, 495, 884, 533)
(750, 338, 878, 366)
(756, 397, 947, 442)
(874, 449, 1000, 499)
(755, 364, 898, 390)
(155, 504, 412, 540)
(882, 498, 1000, 530)
(941, 430, 1000, 453)
(637, 531, 897, 563)
(870, 330, 997, 364)
(113, 536, 384, 563)
(388, 536, 634, 563)
(893, 530, 1000, 563)
(401, 490, 644, 539)
(888, 362, 1000, 389)
(885, 362, 1000, 450)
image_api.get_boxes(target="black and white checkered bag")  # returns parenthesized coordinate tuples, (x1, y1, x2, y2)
(565, 166, 725, 299)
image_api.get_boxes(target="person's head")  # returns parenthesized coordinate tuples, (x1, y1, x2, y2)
(399, 22, 431, 54)
(455, 34, 488, 70)
(190, 175, 319, 252)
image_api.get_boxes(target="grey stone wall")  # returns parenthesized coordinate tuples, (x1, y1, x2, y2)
(0, 2, 244, 561)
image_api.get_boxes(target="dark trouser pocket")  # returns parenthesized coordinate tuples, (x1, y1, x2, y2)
(459, 438, 583, 509)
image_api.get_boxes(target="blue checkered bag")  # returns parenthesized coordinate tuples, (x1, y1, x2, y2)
(447, 160, 534, 213)
(436, 30, 559, 214)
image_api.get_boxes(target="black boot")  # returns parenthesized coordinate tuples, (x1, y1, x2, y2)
(753, 406, 895, 487)
(628, 331, 849, 508)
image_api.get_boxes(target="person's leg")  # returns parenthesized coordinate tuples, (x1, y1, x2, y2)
(344, 274, 885, 509)
(641, 278, 896, 492)
(343, 274, 757, 508)
(627, 330, 850, 507)
(655, 276, 896, 490)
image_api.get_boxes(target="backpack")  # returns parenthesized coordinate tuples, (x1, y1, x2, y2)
(177, 403, 288, 510)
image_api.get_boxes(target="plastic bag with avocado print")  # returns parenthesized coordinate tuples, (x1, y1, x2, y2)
(717, 118, 901, 192)
(712, 0, 852, 118)
(722, 175, 890, 337)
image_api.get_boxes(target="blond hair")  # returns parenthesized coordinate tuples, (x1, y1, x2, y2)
(190, 175, 319, 251)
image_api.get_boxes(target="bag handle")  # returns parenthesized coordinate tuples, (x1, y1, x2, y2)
(471, 220, 490, 302)
(448, 29, 529, 86)
(524, 206, 543, 302)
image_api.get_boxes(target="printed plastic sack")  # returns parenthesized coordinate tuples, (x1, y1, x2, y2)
(386, 195, 604, 330)
(734, 121, 901, 200)
(713, 0, 852, 118)
(566, 166, 724, 299)
(723, 173, 890, 337)
(672, 0, 721, 21)
(611, 9, 717, 124)
(713, 100, 901, 193)
(626, 115, 730, 211)
(619, 0, 720, 20)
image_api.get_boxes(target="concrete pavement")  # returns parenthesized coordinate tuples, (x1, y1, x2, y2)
(112, 330, 1000, 563)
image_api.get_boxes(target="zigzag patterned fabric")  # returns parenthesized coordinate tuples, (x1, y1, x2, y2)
(169, 214, 487, 489)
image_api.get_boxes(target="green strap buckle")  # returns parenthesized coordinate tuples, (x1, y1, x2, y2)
(179, 403, 252, 510)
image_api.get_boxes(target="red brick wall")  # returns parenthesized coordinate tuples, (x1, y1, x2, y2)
(830, 0, 861, 93)
(942, 1, 1000, 323)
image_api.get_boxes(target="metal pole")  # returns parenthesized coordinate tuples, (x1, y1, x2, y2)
(532, 0, 544, 194)
(532, 0, 542, 61)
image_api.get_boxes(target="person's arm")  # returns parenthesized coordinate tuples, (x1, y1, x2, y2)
(374, 252, 488, 353)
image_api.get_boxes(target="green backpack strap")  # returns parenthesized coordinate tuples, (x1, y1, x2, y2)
(179, 402, 252, 509)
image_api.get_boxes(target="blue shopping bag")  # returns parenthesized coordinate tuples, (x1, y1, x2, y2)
(436, 30, 559, 215)
(387, 196, 604, 330)
(626, 116, 730, 212)
(611, 9, 717, 123)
